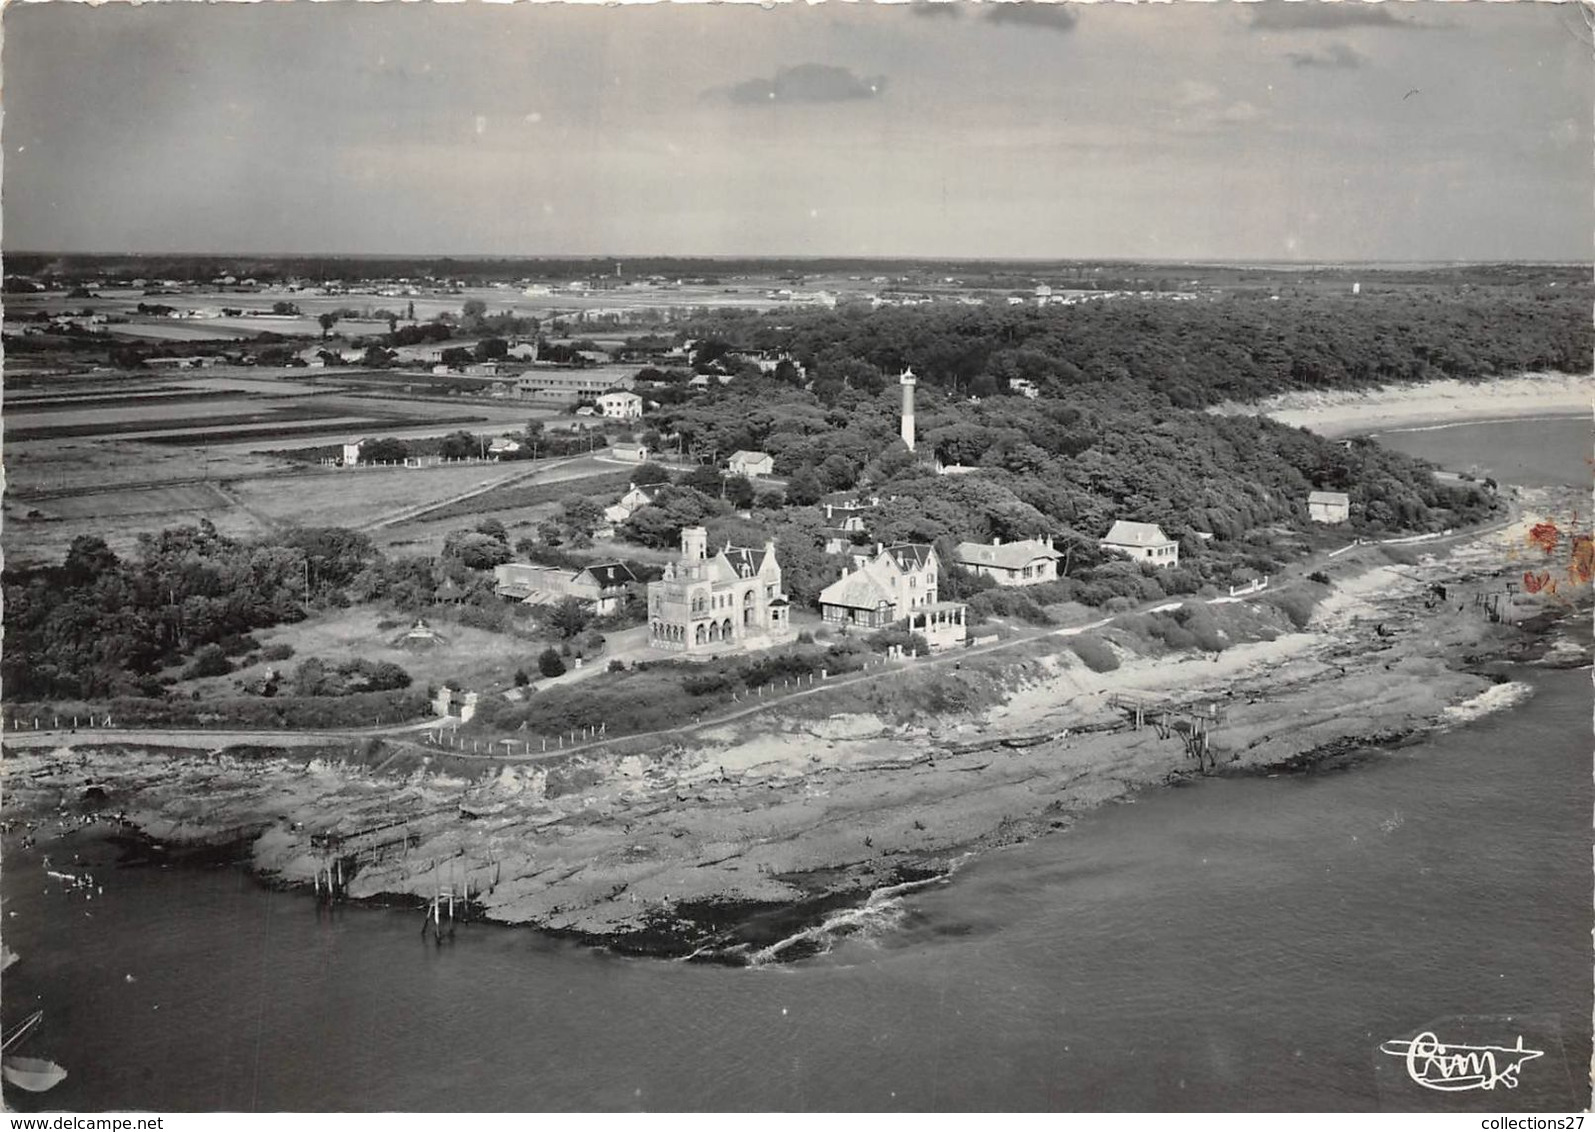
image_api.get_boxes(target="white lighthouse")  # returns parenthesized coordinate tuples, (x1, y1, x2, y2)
(899, 367, 917, 452)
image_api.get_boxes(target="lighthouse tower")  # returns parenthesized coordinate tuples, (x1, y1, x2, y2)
(899, 367, 917, 452)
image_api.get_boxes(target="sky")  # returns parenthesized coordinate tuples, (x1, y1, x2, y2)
(4, 0, 1590, 261)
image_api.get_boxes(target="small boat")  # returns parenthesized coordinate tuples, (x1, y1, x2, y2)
(2, 1057, 67, 1093)
(2, 1011, 66, 1094)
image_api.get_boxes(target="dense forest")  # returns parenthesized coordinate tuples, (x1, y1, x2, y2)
(680, 289, 1591, 407)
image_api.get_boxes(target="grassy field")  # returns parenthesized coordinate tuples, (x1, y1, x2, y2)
(408, 465, 634, 524)
(245, 607, 549, 696)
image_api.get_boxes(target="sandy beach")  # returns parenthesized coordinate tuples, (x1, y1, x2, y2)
(1209, 371, 1592, 438)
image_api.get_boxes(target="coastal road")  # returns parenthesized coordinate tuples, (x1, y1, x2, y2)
(4, 492, 1531, 762)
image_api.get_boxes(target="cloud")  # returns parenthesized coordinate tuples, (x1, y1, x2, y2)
(1248, 3, 1428, 32)
(711, 64, 886, 106)
(984, 3, 1079, 33)
(1286, 42, 1366, 67)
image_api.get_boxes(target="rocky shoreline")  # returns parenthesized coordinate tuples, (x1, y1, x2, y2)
(3, 487, 1588, 964)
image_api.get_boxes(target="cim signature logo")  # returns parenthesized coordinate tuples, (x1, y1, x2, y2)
(1379, 1031, 1545, 1092)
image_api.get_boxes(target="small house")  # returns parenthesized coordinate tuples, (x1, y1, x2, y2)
(954, 535, 1064, 587)
(341, 439, 364, 467)
(487, 436, 522, 458)
(1099, 520, 1179, 567)
(610, 442, 648, 463)
(727, 450, 775, 478)
(597, 390, 644, 420)
(1308, 491, 1351, 525)
(605, 483, 656, 525)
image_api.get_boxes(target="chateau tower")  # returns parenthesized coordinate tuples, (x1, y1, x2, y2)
(899, 367, 917, 452)
(681, 525, 708, 561)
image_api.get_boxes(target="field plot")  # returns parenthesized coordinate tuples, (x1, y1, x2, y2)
(227, 462, 544, 530)
(3, 483, 263, 569)
(7, 404, 367, 443)
(5, 439, 288, 496)
(102, 321, 252, 342)
(39, 482, 230, 520)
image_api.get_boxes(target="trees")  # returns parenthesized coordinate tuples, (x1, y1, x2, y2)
(724, 474, 756, 511)
(785, 466, 825, 506)
(443, 530, 512, 570)
(541, 597, 593, 640)
(271, 300, 301, 316)
(537, 647, 567, 678)
(440, 431, 479, 460)
(317, 312, 339, 339)
(631, 462, 673, 487)
(474, 337, 508, 360)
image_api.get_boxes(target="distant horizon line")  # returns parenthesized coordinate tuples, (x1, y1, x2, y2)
(4, 251, 1587, 270)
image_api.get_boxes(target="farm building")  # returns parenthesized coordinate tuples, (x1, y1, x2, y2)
(341, 440, 364, 466)
(954, 536, 1063, 587)
(727, 450, 775, 478)
(610, 442, 649, 463)
(1099, 520, 1179, 567)
(493, 561, 637, 615)
(1308, 491, 1351, 524)
(487, 436, 522, 457)
(646, 526, 793, 653)
(819, 543, 967, 651)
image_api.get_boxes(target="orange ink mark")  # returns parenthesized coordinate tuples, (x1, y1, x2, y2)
(1527, 521, 1561, 556)
(1522, 570, 1556, 595)
(1568, 534, 1594, 586)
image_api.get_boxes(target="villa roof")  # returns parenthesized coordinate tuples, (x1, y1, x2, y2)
(729, 449, 772, 463)
(577, 562, 636, 589)
(1101, 520, 1174, 547)
(883, 543, 934, 572)
(819, 569, 895, 611)
(718, 544, 774, 578)
(1308, 491, 1350, 506)
(954, 539, 1062, 571)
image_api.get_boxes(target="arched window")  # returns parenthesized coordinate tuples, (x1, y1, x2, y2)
(722, 617, 733, 640)
(743, 590, 755, 606)
(695, 623, 707, 645)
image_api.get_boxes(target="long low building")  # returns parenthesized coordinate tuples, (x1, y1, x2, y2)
(493, 561, 636, 614)
(515, 367, 637, 404)
(1099, 520, 1179, 567)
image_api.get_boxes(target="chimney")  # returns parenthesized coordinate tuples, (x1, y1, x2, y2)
(992, 536, 1001, 546)
(825, 504, 833, 519)
(876, 542, 884, 556)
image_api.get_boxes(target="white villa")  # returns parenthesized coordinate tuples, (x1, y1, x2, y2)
(954, 535, 1064, 586)
(818, 543, 967, 651)
(1099, 520, 1179, 567)
(597, 390, 644, 420)
(1308, 491, 1351, 524)
(727, 450, 775, 478)
(646, 526, 793, 653)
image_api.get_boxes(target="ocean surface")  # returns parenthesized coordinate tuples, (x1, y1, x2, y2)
(3, 415, 1590, 1113)
(1368, 413, 1591, 488)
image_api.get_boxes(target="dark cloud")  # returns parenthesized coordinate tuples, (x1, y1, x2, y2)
(1286, 42, 1366, 67)
(984, 3, 1080, 33)
(712, 63, 886, 106)
(1249, 3, 1428, 32)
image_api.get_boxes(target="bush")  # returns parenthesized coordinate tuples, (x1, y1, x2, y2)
(865, 627, 930, 656)
(513, 668, 530, 687)
(538, 647, 566, 678)
(683, 670, 736, 696)
(182, 644, 233, 680)
(607, 659, 627, 673)
(259, 643, 295, 662)
(796, 630, 814, 645)
(968, 588, 1055, 626)
(1262, 588, 1320, 630)
(1307, 570, 1331, 585)
(1067, 634, 1119, 672)
(1173, 605, 1228, 652)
